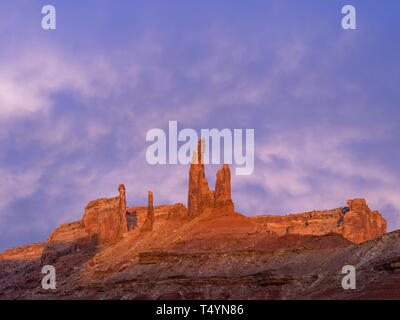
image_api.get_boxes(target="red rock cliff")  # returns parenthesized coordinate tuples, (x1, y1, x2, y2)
(81, 184, 128, 244)
(343, 199, 386, 243)
(252, 198, 386, 244)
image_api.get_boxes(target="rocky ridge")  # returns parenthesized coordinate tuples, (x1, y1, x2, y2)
(0, 140, 392, 300)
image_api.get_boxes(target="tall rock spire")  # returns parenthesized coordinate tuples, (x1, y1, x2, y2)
(188, 139, 214, 217)
(187, 139, 235, 217)
(215, 164, 234, 212)
(118, 184, 129, 235)
(142, 190, 155, 231)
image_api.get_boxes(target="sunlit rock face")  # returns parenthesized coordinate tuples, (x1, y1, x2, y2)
(81, 184, 128, 245)
(252, 198, 386, 244)
(342, 199, 387, 243)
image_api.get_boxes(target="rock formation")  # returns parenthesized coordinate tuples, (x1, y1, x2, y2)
(215, 164, 234, 211)
(141, 191, 155, 232)
(188, 139, 235, 217)
(29, 150, 386, 250)
(118, 184, 129, 232)
(0, 148, 391, 300)
(81, 184, 128, 244)
(187, 139, 215, 217)
(252, 198, 386, 244)
(343, 199, 387, 243)
(126, 203, 187, 229)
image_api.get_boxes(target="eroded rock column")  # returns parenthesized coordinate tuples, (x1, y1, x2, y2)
(142, 190, 155, 231)
(187, 139, 215, 217)
(215, 164, 234, 212)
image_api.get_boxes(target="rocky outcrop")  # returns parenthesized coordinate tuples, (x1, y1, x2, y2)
(0, 242, 47, 261)
(187, 139, 215, 217)
(141, 191, 155, 232)
(167, 203, 188, 220)
(188, 139, 235, 217)
(252, 198, 387, 244)
(81, 184, 128, 245)
(126, 203, 187, 231)
(215, 164, 234, 211)
(342, 199, 387, 243)
(48, 221, 85, 243)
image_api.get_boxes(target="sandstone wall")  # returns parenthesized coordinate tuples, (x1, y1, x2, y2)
(0, 242, 47, 261)
(82, 185, 128, 244)
(252, 198, 386, 244)
(126, 203, 187, 231)
(49, 184, 129, 246)
(48, 221, 86, 243)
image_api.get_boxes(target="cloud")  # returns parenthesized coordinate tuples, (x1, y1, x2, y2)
(0, 168, 42, 226)
(0, 48, 117, 119)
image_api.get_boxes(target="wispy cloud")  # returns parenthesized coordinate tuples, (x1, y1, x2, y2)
(0, 49, 118, 118)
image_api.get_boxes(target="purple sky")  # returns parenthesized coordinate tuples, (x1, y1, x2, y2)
(1, 1, 400, 252)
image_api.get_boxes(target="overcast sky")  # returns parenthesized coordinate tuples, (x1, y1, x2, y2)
(0, 1, 399, 252)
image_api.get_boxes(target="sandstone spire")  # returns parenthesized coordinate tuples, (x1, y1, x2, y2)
(187, 139, 215, 217)
(142, 190, 155, 231)
(215, 164, 234, 212)
(118, 184, 129, 235)
(187, 139, 235, 217)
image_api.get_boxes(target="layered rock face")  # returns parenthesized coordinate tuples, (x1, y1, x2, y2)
(48, 221, 85, 243)
(81, 184, 128, 244)
(343, 199, 387, 243)
(126, 203, 187, 231)
(188, 139, 234, 217)
(0, 242, 47, 261)
(47, 186, 130, 246)
(252, 198, 386, 244)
